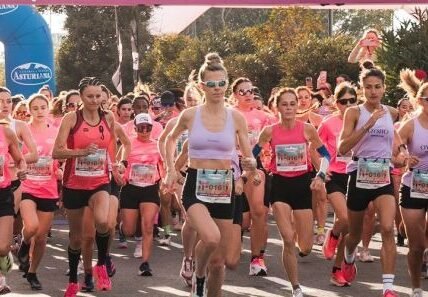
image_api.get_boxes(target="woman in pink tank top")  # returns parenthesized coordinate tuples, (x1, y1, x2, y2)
(254, 87, 328, 297)
(53, 77, 121, 296)
(17, 94, 60, 290)
(0, 87, 27, 294)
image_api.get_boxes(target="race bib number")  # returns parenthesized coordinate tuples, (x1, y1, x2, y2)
(75, 149, 106, 177)
(27, 156, 52, 181)
(129, 164, 157, 187)
(275, 144, 308, 172)
(356, 158, 390, 189)
(410, 170, 428, 199)
(248, 130, 260, 147)
(195, 169, 232, 204)
(0, 155, 4, 183)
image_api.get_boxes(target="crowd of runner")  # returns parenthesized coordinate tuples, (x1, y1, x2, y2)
(0, 28, 427, 297)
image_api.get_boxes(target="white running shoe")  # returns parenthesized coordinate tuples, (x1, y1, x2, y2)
(180, 257, 193, 287)
(358, 248, 374, 263)
(157, 234, 171, 246)
(134, 241, 142, 258)
(0, 252, 13, 275)
(292, 287, 304, 297)
(411, 288, 423, 297)
(249, 257, 267, 276)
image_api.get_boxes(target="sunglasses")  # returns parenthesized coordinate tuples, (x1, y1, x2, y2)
(337, 97, 357, 105)
(238, 89, 254, 96)
(136, 124, 153, 133)
(419, 96, 428, 102)
(202, 80, 227, 88)
(66, 102, 77, 108)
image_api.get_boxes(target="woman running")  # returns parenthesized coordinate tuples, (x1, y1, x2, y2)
(53, 77, 120, 297)
(17, 94, 61, 290)
(254, 87, 330, 297)
(164, 53, 257, 297)
(338, 67, 404, 297)
(318, 82, 357, 286)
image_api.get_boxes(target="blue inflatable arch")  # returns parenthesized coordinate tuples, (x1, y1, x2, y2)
(0, 5, 56, 98)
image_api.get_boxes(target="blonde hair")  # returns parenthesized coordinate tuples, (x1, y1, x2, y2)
(198, 53, 227, 82)
(399, 68, 428, 107)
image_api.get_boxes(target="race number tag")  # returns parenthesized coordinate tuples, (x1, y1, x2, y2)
(275, 143, 308, 172)
(195, 169, 232, 204)
(410, 170, 428, 199)
(129, 164, 157, 187)
(356, 158, 390, 189)
(75, 149, 106, 177)
(27, 156, 52, 181)
(0, 155, 4, 183)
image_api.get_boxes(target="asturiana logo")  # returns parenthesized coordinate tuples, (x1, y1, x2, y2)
(11, 63, 53, 86)
(0, 5, 18, 15)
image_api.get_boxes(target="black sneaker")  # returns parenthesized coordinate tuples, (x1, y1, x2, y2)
(397, 233, 405, 247)
(81, 273, 94, 292)
(138, 262, 152, 276)
(106, 256, 116, 277)
(26, 273, 42, 290)
(17, 241, 30, 267)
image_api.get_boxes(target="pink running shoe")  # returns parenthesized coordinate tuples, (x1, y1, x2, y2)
(93, 265, 112, 291)
(330, 270, 350, 287)
(341, 260, 357, 283)
(322, 229, 340, 260)
(383, 289, 399, 297)
(64, 282, 80, 297)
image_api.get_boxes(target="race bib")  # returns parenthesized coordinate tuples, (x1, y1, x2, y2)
(356, 158, 390, 189)
(0, 155, 4, 183)
(129, 164, 157, 187)
(75, 149, 106, 177)
(248, 130, 260, 147)
(27, 156, 52, 181)
(195, 169, 232, 204)
(410, 170, 428, 199)
(275, 143, 308, 172)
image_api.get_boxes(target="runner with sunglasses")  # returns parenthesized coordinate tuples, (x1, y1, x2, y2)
(231, 77, 271, 276)
(318, 82, 357, 287)
(64, 91, 81, 114)
(164, 53, 257, 297)
(338, 67, 404, 297)
(17, 94, 60, 290)
(397, 69, 428, 297)
(0, 88, 27, 295)
(53, 77, 120, 297)
(254, 87, 329, 297)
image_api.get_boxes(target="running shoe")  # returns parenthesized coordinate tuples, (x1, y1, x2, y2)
(411, 288, 423, 297)
(0, 252, 14, 275)
(341, 260, 357, 283)
(249, 257, 267, 276)
(330, 270, 350, 287)
(292, 287, 304, 297)
(180, 257, 193, 286)
(158, 234, 171, 246)
(138, 262, 152, 276)
(26, 273, 42, 290)
(191, 275, 207, 297)
(117, 228, 128, 249)
(0, 274, 11, 295)
(383, 289, 399, 297)
(81, 273, 94, 292)
(106, 255, 116, 277)
(359, 248, 374, 263)
(133, 241, 142, 258)
(322, 229, 339, 260)
(17, 240, 30, 268)
(64, 282, 80, 297)
(396, 233, 405, 247)
(422, 262, 428, 279)
(92, 265, 112, 291)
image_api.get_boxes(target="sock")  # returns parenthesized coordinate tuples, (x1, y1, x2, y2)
(382, 274, 394, 293)
(68, 247, 81, 283)
(332, 266, 340, 273)
(95, 231, 110, 266)
(344, 245, 355, 264)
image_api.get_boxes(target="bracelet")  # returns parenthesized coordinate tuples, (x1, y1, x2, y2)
(316, 172, 326, 182)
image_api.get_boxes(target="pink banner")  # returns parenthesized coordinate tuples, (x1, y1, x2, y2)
(2, 0, 428, 6)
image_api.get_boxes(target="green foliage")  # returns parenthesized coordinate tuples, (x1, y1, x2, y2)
(56, 6, 152, 94)
(0, 62, 4, 86)
(333, 9, 394, 36)
(377, 8, 428, 105)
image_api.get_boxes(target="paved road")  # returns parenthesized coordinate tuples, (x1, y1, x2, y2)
(6, 215, 422, 297)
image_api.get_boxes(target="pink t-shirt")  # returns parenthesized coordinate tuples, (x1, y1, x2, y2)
(0, 127, 12, 189)
(318, 114, 350, 174)
(126, 138, 163, 187)
(22, 124, 59, 199)
(122, 119, 163, 141)
(236, 108, 271, 146)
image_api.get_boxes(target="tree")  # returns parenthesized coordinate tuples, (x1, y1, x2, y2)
(377, 8, 428, 105)
(56, 6, 152, 94)
(0, 62, 4, 86)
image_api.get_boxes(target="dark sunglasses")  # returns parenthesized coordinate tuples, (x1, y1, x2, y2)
(337, 97, 357, 105)
(238, 89, 254, 96)
(161, 102, 174, 108)
(136, 124, 153, 133)
(202, 80, 227, 88)
(66, 102, 77, 108)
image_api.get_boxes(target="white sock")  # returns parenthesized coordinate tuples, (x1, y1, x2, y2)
(344, 245, 355, 263)
(382, 274, 394, 293)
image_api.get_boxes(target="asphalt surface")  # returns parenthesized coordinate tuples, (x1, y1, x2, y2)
(6, 215, 423, 297)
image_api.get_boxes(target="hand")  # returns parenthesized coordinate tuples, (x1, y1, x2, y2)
(250, 170, 262, 186)
(163, 170, 177, 193)
(407, 155, 420, 168)
(16, 161, 27, 181)
(83, 143, 99, 156)
(116, 163, 126, 175)
(56, 168, 63, 180)
(241, 157, 257, 171)
(364, 108, 387, 130)
(310, 176, 325, 191)
(112, 170, 125, 187)
(235, 177, 244, 196)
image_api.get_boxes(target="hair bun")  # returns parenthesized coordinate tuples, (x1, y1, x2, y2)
(205, 53, 223, 66)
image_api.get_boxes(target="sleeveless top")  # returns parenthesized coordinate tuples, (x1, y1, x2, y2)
(0, 126, 11, 188)
(63, 109, 112, 190)
(188, 106, 235, 160)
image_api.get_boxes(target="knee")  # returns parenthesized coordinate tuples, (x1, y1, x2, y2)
(34, 235, 47, 246)
(209, 256, 225, 274)
(380, 224, 395, 238)
(282, 236, 296, 252)
(203, 234, 221, 251)
(250, 205, 266, 220)
(225, 256, 239, 270)
(95, 221, 109, 233)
